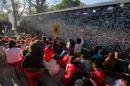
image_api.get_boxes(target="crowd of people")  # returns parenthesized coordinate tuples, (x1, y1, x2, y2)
(0, 34, 130, 86)
(0, 21, 12, 34)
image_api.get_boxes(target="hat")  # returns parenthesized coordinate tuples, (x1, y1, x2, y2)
(2, 36, 10, 43)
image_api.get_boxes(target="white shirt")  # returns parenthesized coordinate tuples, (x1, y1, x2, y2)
(45, 59, 60, 76)
(6, 48, 22, 63)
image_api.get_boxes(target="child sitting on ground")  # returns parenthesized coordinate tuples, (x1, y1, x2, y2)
(63, 56, 79, 86)
(90, 64, 106, 86)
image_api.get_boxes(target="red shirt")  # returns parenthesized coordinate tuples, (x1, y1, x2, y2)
(61, 55, 70, 68)
(43, 47, 54, 62)
(63, 64, 79, 85)
(91, 68, 105, 86)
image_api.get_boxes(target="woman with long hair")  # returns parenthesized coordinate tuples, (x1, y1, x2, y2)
(22, 40, 44, 86)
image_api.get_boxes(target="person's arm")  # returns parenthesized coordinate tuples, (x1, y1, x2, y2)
(80, 36, 84, 45)
(90, 78, 97, 86)
(74, 44, 78, 54)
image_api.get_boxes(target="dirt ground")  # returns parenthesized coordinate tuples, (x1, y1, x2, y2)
(0, 59, 116, 86)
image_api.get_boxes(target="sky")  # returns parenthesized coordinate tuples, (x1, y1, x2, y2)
(0, 0, 113, 13)
(46, 0, 112, 6)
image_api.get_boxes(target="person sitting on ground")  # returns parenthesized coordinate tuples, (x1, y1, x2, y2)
(71, 56, 87, 79)
(103, 52, 117, 74)
(74, 75, 97, 86)
(43, 43, 55, 62)
(80, 55, 93, 74)
(6, 40, 23, 70)
(89, 46, 102, 58)
(60, 52, 72, 68)
(91, 48, 105, 67)
(63, 56, 79, 86)
(90, 64, 106, 86)
(22, 40, 44, 72)
(22, 40, 44, 86)
(113, 52, 123, 73)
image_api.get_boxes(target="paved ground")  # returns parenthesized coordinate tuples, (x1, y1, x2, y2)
(0, 59, 116, 86)
(0, 60, 65, 86)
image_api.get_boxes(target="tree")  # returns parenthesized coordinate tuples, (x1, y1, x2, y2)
(10, 0, 27, 31)
(0, 0, 27, 31)
(10, 0, 18, 29)
(49, 0, 81, 11)
(26, 0, 47, 13)
(62, 0, 81, 8)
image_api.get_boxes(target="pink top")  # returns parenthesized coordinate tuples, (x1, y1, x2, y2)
(74, 38, 84, 54)
(6, 48, 22, 63)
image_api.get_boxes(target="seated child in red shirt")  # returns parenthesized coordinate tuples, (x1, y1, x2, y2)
(63, 56, 79, 86)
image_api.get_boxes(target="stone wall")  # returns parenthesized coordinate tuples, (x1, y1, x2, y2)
(20, 0, 130, 50)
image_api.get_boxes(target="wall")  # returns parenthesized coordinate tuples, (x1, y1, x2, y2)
(20, 0, 130, 51)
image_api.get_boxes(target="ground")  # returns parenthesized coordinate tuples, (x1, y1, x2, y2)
(0, 59, 116, 86)
(0, 60, 65, 86)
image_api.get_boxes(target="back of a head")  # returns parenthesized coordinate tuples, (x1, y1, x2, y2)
(76, 38, 81, 44)
(70, 56, 76, 64)
(8, 40, 16, 48)
(29, 40, 42, 56)
(108, 52, 115, 60)
(82, 77, 93, 86)
(70, 39, 75, 48)
(95, 46, 102, 51)
(53, 54, 59, 60)
(42, 36, 47, 41)
(12, 36, 17, 40)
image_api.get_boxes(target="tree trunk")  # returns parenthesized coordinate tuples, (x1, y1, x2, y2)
(10, 0, 18, 30)
(29, 0, 31, 15)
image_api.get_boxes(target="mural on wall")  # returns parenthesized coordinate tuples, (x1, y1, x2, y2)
(21, 1, 130, 51)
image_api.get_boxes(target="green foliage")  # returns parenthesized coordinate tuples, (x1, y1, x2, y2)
(62, 0, 81, 8)
(49, 0, 81, 11)
(0, 14, 8, 21)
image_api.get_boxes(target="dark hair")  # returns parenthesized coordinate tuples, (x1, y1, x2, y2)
(9, 40, 16, 48)
(107, 52, 115, 60)
(76, 38, 81, 44)
(12, 36, 17, 40)
(29, 40, 42, 56)
(0, 36, 3, 40)
(82, 77, 93, 86)
(42, 36, 47, 41)
(70, 56, 76, 64)
(0, 40, 3, 46)
(53, 54, 59, 60)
